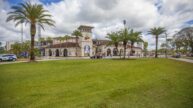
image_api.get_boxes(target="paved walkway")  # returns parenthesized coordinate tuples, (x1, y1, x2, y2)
(169, 58, 193, 64)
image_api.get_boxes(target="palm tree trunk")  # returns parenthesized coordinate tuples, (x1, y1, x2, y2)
(60, 40, 62, 56)
(76, 36, 78, 57)
(30, 24, 36, 61)
(115, 44, 118, 56)
(123, 42, 127, 59)
(155, 36, 158, 58)
(131, 42, 134, 56)
(191, 44, 193, 54)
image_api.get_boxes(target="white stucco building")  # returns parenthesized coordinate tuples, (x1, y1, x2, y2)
(43, 25, 143, 57)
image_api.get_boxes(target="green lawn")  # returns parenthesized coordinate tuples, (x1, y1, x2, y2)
(0, 59, 193, 108)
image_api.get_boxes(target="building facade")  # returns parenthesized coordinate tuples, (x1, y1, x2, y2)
(44, 25, 143, 57)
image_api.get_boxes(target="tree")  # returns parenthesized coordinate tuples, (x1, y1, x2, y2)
(39, 37, 45, 45)
(148, 27, 165, 58)
(72, 30, 82, 56)
(144, 41, 148, 57)
(7, 2, 55, 61)
(46, 37, 53, 45)
(106, 32, 120, 56)
(177, 27, 193, 54)
(119, 28, 132, 59)
(129, 30, 143, 56)
(64, 35, 71, 48)
(10, 42, 22, 57)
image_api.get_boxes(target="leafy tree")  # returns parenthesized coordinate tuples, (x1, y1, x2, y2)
(7, 2, 55, 61)
(176, 27, 193, 54)
(10, 42, 22, 57)
(72, 30, 82, 56)
(148, 27, 166, 58)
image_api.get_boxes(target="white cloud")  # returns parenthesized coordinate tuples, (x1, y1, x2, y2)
(0, 0, 193, 50)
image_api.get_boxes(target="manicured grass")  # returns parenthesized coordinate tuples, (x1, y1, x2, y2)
(0, 59, 193, 108)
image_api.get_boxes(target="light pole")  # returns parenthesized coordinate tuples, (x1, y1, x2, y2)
(165, 32, 168, 58)
(123, 20, 126, 29)
(21, 23, 23, 43)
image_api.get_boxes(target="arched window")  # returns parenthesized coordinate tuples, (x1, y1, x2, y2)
(107, 48, 111, 56)
(49, 49, 52, 56)
(113, 48, 118, 56)
(63, 49, 68, 57)
(55, 49, 59, 57)
(84, 45, 90, 56)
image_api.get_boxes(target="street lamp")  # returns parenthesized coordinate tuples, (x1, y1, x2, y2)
(123, 20, 126, 28)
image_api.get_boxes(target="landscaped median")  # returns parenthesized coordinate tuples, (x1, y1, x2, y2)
(0, 59, 193, 108)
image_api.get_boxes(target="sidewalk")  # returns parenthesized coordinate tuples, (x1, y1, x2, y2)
(169, 57, 193, 64)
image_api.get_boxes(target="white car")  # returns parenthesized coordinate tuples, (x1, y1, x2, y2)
(0, 54, 9, 62)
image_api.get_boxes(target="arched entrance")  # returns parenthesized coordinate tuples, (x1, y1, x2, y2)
(55, 49, 59, 57)
(113, 48, 118, 56)
(63, 49, 68, 57)
(42, 48, 45, 56)
(49, 49, 52, 56)
(84, 45, 90, 56)
(107, 48, 111, 56)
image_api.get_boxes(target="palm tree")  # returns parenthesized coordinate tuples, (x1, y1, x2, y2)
(6, 2, 55, 61)
(72, 30, 82, 56)
(148, 27, 165, 58)
(130, 30, 143, 56)
(64, 35, 71, 48)
(106, 32, 120, 56)
(39, 37, 45, 46)
(46, 37, 52, 46)
(143, 41, 148, 57)
(119, 28, 132, 59)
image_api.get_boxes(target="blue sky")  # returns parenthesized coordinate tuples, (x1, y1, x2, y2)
(0, 0, 193, 49)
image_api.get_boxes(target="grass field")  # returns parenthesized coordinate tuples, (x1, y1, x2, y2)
(0, 59, 193, 108)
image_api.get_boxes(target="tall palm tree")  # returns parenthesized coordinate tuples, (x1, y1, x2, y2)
(64, 35, 71, 48)
(72, 30, 82, 56)
(46, 37, 53, 46)
(106, 32, 120, 56)
(130, 30, 143, 56)
(148, 27, 165, 58)
(6, 2, 55, 61)
(119, 28, 132, 59)
(143, 41, 148, 57)
(39, 37, 45, 46)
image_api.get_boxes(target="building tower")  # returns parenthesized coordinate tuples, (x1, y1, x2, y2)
(78, 25, 94, 56)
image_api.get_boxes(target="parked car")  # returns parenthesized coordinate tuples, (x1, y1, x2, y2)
(0, 54, 9, 62)
(5, 54, 17, 61)
(172, 53, 181, 58)
(90, 54, 103, 59)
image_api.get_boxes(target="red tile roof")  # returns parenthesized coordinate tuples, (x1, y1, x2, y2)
(46, 42, 80, 48)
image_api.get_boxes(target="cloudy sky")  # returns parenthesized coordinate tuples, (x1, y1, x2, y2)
(0, 0, 193, 49)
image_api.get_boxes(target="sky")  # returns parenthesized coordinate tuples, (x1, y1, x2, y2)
(0, 0, 193, 49)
